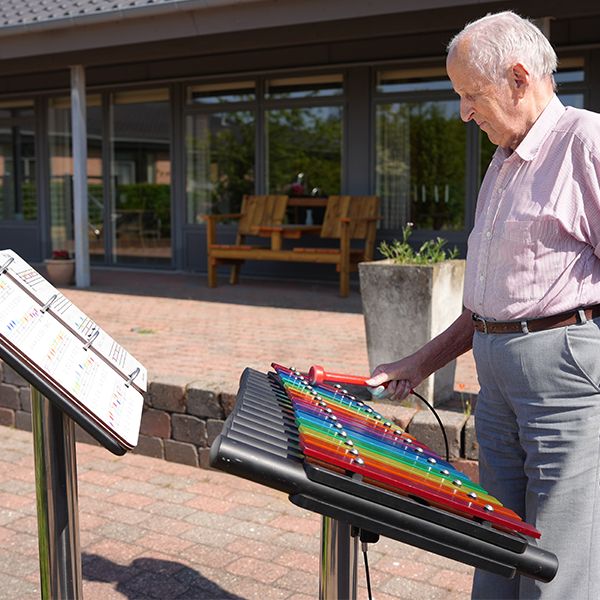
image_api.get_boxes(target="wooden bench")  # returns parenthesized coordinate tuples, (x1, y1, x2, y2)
(205, 195, 380, 297)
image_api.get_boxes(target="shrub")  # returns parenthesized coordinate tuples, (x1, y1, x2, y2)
(378, 222, 458, 265)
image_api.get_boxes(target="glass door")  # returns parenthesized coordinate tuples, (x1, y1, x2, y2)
(109, 89, 172, 266)
(0, 103, 37, 223)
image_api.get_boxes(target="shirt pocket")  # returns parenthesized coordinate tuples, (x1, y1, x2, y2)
(492, 220, 535, 301)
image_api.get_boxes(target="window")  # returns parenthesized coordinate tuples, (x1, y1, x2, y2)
(0, 100, 36, 222)
(185, 81, 255, 222)
(376, 67, 452, 93)
(556, 57, 585, 109)
(185, 74, 344, 223)
(186, 111, 255, 221)
(266, 106, 342, 198)
(266, 74, 343, 99)
(187, 81, 255, 105)
(375, 67, 466, 231)
(110, 89, 172, 265)
(265, 74, 343, 200)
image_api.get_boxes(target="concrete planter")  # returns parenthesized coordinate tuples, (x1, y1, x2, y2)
(44, 259, 75, 287)
(358, 258, 465, 406)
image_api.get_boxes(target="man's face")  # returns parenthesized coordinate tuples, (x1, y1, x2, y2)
(447, 52, 522, 149)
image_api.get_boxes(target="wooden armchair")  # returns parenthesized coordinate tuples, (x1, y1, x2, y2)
(204, 194, 288, 286)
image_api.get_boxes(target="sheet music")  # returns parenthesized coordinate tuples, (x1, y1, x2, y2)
(0, 249, 147, 391)
(0, 250, 144, 448)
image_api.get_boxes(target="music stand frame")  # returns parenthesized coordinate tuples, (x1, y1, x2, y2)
(0, 341, 131, 599)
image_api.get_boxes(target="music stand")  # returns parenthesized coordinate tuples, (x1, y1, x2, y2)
(0, 250, 146, 599)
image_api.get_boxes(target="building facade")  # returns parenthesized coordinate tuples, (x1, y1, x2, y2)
(0, 0, 598, 281)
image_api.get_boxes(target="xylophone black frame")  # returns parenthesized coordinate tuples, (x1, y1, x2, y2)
(209, 367, 558, 584)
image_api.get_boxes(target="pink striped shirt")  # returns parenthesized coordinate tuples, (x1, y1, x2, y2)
(464, 95, 600, 320)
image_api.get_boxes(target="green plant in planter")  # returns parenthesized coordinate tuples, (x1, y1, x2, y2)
(378, 222, 458, 264)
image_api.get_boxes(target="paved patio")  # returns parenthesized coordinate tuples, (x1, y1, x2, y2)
(0, 268, 478, 599)
(55, 268, 480, 397)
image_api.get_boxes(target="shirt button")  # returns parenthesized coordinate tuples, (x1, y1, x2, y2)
(486, 231, 491, 238)
(479, 275, 484, 281)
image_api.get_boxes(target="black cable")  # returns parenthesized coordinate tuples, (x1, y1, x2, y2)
(359, 530, 378, 600)
(410, 389, 450, 462)
(362, 544, 373, 600)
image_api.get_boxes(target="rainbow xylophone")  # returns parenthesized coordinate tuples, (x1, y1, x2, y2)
(210, 364, 558, 582)
(275, 363, 536, 539)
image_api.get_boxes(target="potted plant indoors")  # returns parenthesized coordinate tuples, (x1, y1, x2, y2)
(44, 249, 75, 287)
(358, 223, 465, 406)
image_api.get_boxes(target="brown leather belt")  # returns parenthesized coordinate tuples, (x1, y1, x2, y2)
(472, 304, 600, 334)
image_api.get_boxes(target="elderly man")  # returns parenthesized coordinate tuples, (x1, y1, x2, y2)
(366, 11, 600, 600)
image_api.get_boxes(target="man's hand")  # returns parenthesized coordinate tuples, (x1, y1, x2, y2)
(365, 356, 425, 401)
(364, 309, 475, 402)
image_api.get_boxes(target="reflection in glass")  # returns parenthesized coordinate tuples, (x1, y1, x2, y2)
(48, 97, 103, 255)
(0, 106, 36, 221)
(555, 69, 584, 84)
(87, 104, 104, 262)
(187, 81, 255, 105)
(48, 100, 73, 253)
(266, 74, 343, 99)
(110, 89, 171, 265)
(377, 67, 452, 93)
(186, 111, 255, 221)
(376, 100, 465, 230)
(267, 106, 342, 198)
(559, 93, 585, 109)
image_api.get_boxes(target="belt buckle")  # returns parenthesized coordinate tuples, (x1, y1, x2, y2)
(473, 314, 488, 334)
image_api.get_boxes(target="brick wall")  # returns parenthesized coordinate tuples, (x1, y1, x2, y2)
(0, 360, 479, 479)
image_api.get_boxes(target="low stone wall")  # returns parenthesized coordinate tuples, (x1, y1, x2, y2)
(0, 360, 479, 479)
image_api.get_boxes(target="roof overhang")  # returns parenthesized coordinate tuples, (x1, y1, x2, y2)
(0, 0, 491, 62)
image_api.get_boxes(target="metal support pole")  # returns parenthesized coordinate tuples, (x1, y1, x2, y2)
(70, 64, 90, 288)
(319, 516, 358, 600)
(31, 387, 82, 600)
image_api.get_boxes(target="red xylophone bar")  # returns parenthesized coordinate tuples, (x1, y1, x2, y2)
(308, 364, 372, 387)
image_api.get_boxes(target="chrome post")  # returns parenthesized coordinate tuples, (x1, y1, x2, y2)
(31, 387, 82, 600)
(319, 516, 358, 599)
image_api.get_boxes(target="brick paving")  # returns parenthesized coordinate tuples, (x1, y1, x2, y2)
(0, 426, 473, 600)
(57, 269, 480, 397)
(0, 268, 479, 599)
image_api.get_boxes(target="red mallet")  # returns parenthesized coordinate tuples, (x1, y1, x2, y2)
(308, 364, 371, 387)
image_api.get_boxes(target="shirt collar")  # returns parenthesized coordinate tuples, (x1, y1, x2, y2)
(513, 95, 566, 161)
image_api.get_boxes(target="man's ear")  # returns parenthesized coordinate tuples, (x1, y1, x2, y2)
(512, 63, 530, 92)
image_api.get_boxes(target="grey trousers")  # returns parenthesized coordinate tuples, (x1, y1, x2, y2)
(471, 318, 600, 600)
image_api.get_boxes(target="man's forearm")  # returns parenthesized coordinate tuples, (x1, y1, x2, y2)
(413, 309, 475, 380)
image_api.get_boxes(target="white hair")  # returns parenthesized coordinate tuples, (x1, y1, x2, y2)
(447, 11, 557, 84)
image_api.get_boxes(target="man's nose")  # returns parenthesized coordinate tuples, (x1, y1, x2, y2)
(460, 98, 474, 122)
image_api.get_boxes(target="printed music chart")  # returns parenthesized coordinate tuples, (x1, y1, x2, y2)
(0, 249, 145, 450)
